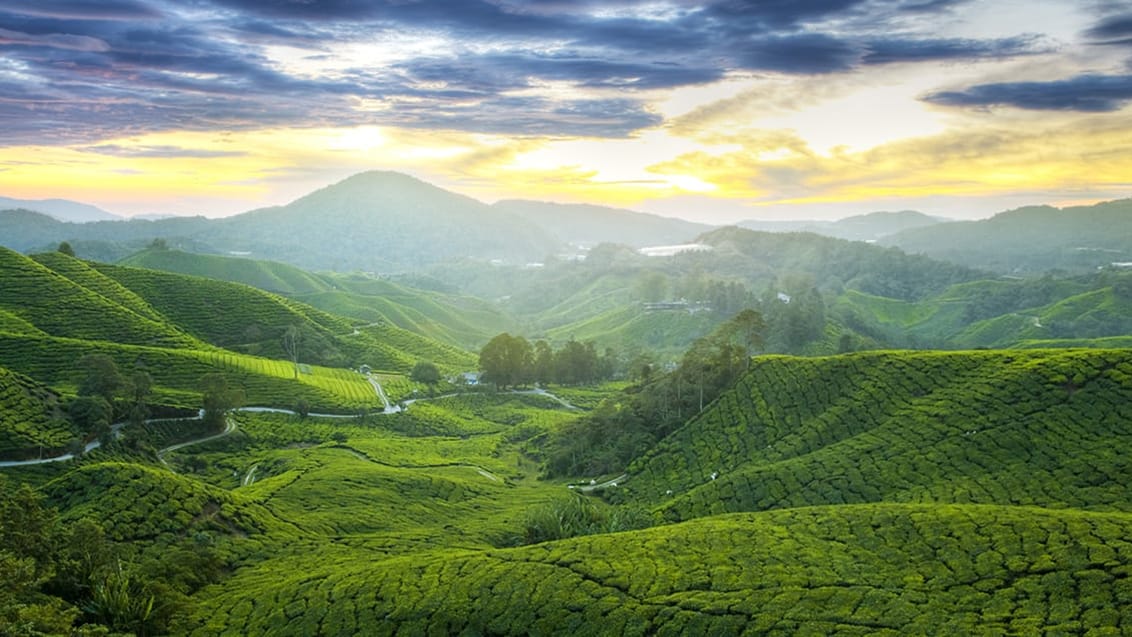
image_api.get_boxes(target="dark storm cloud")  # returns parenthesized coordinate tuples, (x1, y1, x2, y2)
(925, 74, 1132, 112)
(0, 0, 1063, 145)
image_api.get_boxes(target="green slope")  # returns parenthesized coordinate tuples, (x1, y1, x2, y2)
(184, 503, 1132, 635)
(32, 251, 168, 322)
(615, 350, 1132, 520)
(119, 248, 332, 296)
(0, 332, 384, 412)
(120, 248, 512, 349)
(0, 246, 198, 348)
(0, 366, 73, 458)
(89, 261, 473, 371)
(43, 462, 293, 544)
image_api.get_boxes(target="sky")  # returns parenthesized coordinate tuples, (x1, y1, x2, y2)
(1, 0, 1131, 223)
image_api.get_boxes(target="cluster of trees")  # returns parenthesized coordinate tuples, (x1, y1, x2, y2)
(65, 355, 241, 457)
(478, 335, 617, 388)
(67, 355, 153, 448)
(543, 309, 766, 477)
(0, 477, 224, 635)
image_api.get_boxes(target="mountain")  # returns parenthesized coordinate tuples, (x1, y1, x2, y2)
(493, 200, 713, 248)
(824, 210, 945, 241)
(0, 247, 472, 417)
(738, 210, 946, 242)
(883, 199, 1132, 273)
(0, 197, 119, 222)
(0, 172, 563, 271)
(202, 171, 561, 271)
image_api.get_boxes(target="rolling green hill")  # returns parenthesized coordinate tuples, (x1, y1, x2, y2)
(118, 248, 333, 296)
(119, 248, 512, 350)
(0, 366, 73, 458)
(616, 350, 1132, 520)
(0, 246, 199, 348)
(6, 346, 1132, 634)
(182, 502, 1132, 635)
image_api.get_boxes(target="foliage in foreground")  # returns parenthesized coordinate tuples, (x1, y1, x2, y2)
(182, 503, 1132, 635)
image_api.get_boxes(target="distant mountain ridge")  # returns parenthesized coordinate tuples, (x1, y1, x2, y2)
(883, 199, 1132, 273)
(494, 199, 713, 248)
(738, 210, 946, 242)
(0, 196, 120, 222)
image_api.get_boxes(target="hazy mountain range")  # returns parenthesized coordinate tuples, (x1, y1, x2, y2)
(2, 171, 1130, 274)
(0, 196, 120, 223)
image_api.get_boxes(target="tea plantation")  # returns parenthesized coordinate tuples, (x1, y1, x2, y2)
(616, 350, 1132, 520)
(4, 249, 1132, 637)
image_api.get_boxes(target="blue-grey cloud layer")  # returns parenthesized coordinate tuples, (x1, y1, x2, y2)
(0, 0, 1086, 145)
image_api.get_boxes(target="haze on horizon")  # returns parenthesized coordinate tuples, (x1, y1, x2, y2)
(1, 0, 1131, 223)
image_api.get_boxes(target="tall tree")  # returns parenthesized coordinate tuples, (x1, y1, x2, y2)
(78, 354, 124, 405)
(478, 333, 533, 389)
(200, 374, 243, 430)
(282, 325, 301, 379)
(409, 361, 440, 386)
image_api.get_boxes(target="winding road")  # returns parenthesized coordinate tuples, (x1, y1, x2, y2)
(1, 379, 584, 471)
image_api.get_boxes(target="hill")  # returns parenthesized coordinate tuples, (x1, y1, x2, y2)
(884, 199, 1132, 273)
(118, 248, 333, 296)
(0, 366, 73, 459)
(494, 200, 713, 249)
(182, 502, 1132, 635)
(0, 247, 200, 349)
(0, 197, 119, 222)
(615, 349, 1132, 519)
(120, 248, 513, 349)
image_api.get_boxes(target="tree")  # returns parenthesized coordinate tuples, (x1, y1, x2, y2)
(554, 340, 599, 385)
(127, 370, 152, 427)
(78, 354, 124, 406)
(409, 361, 440, 386)
(57, 241, 75, 257)
(200, 374, 243, 430)
(282, 325, 301, 379)
(68, 395, 113, 444)
(478, 333, 533, 389)
(532, 340, 554, 385)
(725, 308, 767, 369)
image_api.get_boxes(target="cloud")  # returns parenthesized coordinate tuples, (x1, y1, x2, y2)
(925, 74, 1132, 112)
(647, 115, 1132, 205)
(1085, 13, 1132, 42)
(0, 27, 110, 51)
(1, 0, 161, 20)
(0, 0, 1099, 146)
(863, 35, 1048, 64)
(81, 144, 247, 158)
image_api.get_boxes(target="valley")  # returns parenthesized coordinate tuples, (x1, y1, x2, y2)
(3, 177, 1132, 635)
